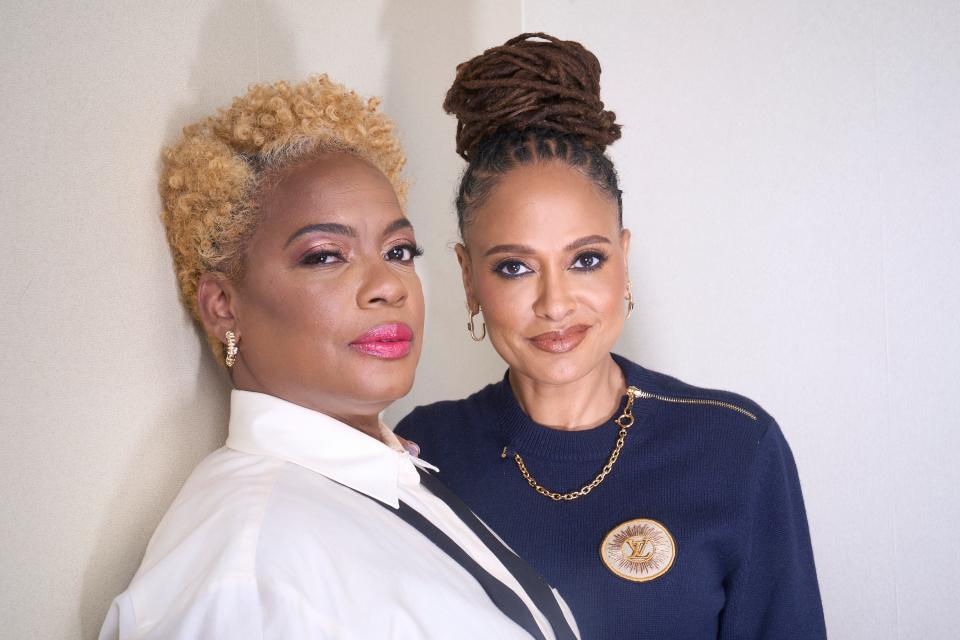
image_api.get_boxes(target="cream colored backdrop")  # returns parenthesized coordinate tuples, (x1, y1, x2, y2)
(1, 2, 957, 639)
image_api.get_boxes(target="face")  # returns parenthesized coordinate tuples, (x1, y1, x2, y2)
(201, 154, 424, 422)
(458, 161, 630, 386)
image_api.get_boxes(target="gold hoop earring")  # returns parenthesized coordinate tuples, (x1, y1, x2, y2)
(625, 280, 635, 320)
(225, 330, 239, 368)
(467, 306, 486, 342)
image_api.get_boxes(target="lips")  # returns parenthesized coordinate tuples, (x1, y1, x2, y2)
(349, 323, 414, 360)
(528, 325, 591, 354)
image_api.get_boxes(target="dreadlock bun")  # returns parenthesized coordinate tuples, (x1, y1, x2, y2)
(444, 32, 621, 161)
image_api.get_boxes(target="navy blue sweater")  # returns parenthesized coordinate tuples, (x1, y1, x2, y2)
(397, 354, 825, 639)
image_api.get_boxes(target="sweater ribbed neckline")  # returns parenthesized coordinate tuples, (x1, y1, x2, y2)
(497, 354, 658, 462)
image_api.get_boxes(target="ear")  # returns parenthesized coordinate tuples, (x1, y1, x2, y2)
(454, 243, 479, 313)
(619, 228, 632, 274)
(197, 272, 239, 345)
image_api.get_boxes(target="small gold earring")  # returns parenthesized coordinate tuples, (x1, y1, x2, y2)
(467, 306, 486, 342)
(225, 330, 239, 367)
(625, 280, 635, 320)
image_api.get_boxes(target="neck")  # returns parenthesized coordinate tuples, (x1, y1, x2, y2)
(509, 355, 625, 431)
(232, 366, 389, 444)
(328, 411, 387, 442)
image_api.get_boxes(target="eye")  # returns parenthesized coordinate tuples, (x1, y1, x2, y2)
(571, 251, 608, 271)
(385, 243, 424, 262)
(494, 260, 533, 278)
(300, 250, 345, 266)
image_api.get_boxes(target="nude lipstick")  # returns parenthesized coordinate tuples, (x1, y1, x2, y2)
(350, 323, 414, 359)
(528, 325, 590, 354)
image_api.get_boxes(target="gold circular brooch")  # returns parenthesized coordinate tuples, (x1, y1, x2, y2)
(600, 518, 676, 582)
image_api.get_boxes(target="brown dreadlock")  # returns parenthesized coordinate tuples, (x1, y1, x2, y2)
(444, 33, 624, 233)
(444, 32, 621, 161)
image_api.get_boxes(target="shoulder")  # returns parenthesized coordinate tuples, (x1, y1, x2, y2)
(136, 448, 289, 571)
(615, 356, 809, 511)
(116, 448, 290, 635)
(150, 448, 281, 538)
(142, 447, 285, 562)
(614, 353, 776, 445)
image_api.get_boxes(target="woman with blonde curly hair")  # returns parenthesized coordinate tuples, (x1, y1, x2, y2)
(98, 76, 578, 640)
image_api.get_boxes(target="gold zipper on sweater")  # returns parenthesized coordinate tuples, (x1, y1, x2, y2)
(631, 388, 758, 421)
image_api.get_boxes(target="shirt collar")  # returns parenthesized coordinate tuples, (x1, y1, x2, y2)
(225, 390, 436, 508)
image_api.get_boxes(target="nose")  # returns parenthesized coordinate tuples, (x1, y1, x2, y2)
(357, 258, 408, 308)
(532, 267, 575, 322)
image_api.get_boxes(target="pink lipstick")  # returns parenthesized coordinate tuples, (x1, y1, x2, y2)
(528, 325, 590, 354)
(350, 323, 414, 359)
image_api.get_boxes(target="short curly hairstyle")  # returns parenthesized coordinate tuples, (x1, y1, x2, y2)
(160, 75, 407, 365)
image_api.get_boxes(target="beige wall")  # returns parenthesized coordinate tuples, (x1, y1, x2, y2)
(0, 1, 519, 637)
(2, 2, 958, 639)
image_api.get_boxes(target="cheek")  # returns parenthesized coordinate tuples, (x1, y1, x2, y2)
(589, 273, 626, 313)
(586, 277, 627, 332)
(404, 271, 426, 329)
(473, 275, 532, 333)
(242, 270, 348, 341)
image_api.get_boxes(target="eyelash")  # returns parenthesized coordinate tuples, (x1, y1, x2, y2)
(385, 242, 425, 263)
(300, 249, 345, 266)
(492, 250, 609, 279)
(571, 250, 608, 271)
(299, 243, 424, 267)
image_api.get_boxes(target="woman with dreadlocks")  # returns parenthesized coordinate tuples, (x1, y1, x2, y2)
(397, 33, 826, 639)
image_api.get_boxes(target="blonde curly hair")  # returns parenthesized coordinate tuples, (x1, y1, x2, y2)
(160, 75, 407, 365)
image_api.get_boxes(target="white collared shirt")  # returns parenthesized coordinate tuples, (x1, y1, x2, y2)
(99, 390, 577, 639)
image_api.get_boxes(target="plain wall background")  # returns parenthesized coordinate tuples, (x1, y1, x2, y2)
(1, 1, 956, 638)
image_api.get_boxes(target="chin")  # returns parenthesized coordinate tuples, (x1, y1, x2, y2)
(353, 359, 418, 403)
(363, 377, 415, 404)
(516, 349, 602, 386)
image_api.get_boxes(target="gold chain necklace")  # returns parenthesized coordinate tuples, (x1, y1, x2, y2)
(501, 386, 641, 501)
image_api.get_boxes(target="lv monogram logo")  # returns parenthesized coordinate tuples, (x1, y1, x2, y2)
(601, 518, 677, 582)
(625, 536, 654, 562)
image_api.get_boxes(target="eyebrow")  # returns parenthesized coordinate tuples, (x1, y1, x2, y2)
(483, 235, 611, 257)
(283, 218, 412, 248)
(565, 235, 611, 251)
(381, 218, 413, 237)
(285, 222, 356, 247)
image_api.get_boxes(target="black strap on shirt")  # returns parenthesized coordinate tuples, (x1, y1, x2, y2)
(336, 466, 577, 640)
(385, 498, 547, 640)
(414, 468, 577, 640)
